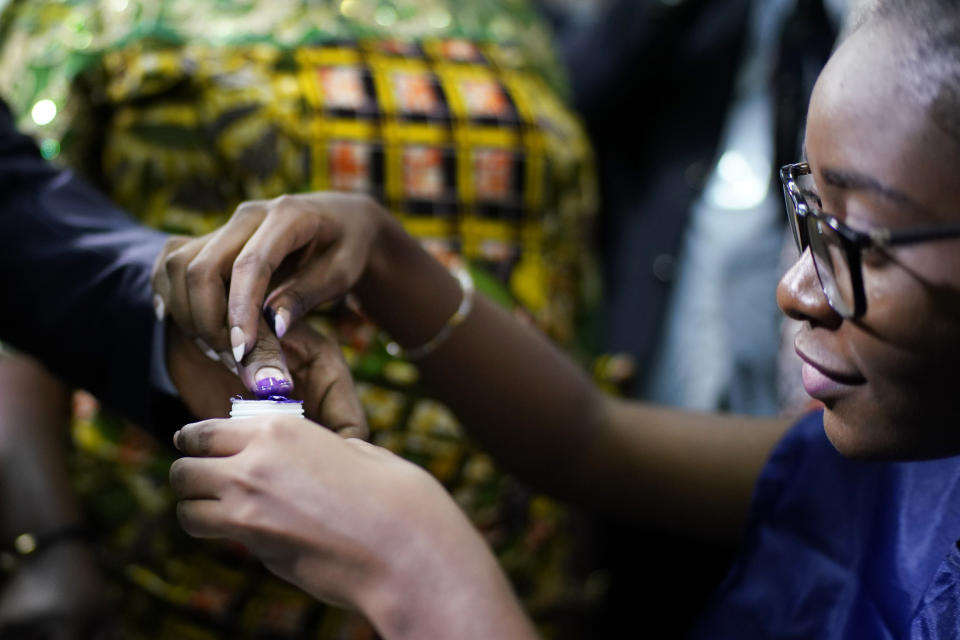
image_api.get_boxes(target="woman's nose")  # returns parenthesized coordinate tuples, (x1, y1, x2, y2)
(776, 247, 843, 329)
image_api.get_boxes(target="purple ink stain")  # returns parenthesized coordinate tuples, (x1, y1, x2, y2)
(254, 377, 293, 399)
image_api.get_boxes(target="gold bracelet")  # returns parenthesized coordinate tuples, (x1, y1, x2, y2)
(385, 263, 474, 361)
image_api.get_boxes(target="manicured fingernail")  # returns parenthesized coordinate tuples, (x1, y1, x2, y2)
(230, 326, 246, 363)
(173, 430, 181, 451)
(194, 338, 220, 361)
(253, 368, 292, 398)
(153, 294, 165, 321)
(274, 307, 290, 339)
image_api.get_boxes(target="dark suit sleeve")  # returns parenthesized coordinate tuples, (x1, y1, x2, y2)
(0, 102, 188, 431)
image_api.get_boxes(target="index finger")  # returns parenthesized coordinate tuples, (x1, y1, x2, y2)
(185, 207, 268, 356)
(228, 196, 331, 362)
(174, 418, 257, 457)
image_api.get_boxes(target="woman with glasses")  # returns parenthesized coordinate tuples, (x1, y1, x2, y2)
(164, 0, 960, 636)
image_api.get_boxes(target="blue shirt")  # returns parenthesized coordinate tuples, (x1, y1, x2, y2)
(0, 100, 185, 430)
(691, 410, 960, 639)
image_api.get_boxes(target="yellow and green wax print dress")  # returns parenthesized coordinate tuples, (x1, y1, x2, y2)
(0, 1, 620, 638)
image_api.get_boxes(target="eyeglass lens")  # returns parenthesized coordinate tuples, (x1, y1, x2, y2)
(804, 214, 856, 317)
(781, 169, 857, 318)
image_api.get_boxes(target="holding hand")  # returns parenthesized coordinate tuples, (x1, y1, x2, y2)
(166, 318, 367, 438)
(151, 193, 388, 384)
(153, 191, 465, 391)
(170, 415, 535, 640)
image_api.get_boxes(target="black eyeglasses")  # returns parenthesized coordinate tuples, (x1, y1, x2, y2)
(779, 162, 960, 318)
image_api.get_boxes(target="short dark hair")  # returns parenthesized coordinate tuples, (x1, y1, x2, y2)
(850, 0, 960, 150)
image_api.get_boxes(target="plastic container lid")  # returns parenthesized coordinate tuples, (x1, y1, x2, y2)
(230, 397, 304, 418)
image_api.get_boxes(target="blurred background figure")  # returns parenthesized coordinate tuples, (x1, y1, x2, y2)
(546, 0, 845, 415)
(0, 1, 601, 638)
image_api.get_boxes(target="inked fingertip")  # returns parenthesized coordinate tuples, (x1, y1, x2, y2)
(253, 368, 293, 398)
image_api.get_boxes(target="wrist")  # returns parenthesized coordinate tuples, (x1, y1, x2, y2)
(355, 206, 411, 302)
(360, 516, 538, 640)
(355, 211, 464, 349)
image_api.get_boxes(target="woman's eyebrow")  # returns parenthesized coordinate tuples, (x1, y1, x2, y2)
(820, 167, 919, 208)
(798, 187, 821, 205)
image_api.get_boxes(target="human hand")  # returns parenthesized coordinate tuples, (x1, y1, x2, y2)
(153, 233, 295, 397)
(168, 317, 367, 438)
(165, 318, 248, 418)
(151, 192, 388, 384)
(277, 321, 367, 438)
(170, 415, 533, 639)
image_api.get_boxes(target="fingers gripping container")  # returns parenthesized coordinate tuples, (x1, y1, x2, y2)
(230, 397, 304, 418)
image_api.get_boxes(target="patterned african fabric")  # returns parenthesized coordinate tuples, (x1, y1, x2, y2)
(0, 2, 614, 638)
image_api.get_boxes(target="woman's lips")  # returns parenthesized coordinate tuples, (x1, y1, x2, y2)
(800, 361, 858, 401)
(795, 338, 866, 402)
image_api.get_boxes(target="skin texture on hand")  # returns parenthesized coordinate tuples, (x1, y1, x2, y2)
(166, 321, 246, 418)
(153, 234, 295, 393)
(151, 192, 385, 387)
(170, 416, 537, 640)
(167, 319, 367, 438)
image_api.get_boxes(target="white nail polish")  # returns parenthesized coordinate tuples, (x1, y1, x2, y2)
(230, 326, 246, 363)
(274, 308, 289, 339)
(153, 294, 165, 321)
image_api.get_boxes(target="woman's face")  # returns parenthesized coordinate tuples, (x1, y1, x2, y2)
(777, 19, 960, 459)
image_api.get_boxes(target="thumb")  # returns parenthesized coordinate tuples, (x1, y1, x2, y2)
(238, 316, 294, 398)
(281, 322, 368, 440)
